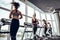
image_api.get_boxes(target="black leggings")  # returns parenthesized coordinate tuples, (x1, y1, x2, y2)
(33, 24, 37, 35)
(44, 27, 47, 36)
(10, 19, 19, 40)
(48, 27, 52, 34)
(33, 24, 37, 40)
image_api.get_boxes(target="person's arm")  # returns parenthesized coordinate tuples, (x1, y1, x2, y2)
(19, 11, 23, 19)
(9, 10, 13, 18)
(32, 18, 34, 24)
(36, 19, 39, 24)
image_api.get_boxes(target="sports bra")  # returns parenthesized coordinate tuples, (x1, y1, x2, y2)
(12, 13, 19, 17)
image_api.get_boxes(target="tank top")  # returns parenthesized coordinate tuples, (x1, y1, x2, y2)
(32, 18, 37, 24)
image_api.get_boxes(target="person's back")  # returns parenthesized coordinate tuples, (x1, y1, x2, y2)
(10, 10, 22, 19)
(12, 11, 19, 17)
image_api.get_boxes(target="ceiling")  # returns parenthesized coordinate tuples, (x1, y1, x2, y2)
(28, 0, 60, 12)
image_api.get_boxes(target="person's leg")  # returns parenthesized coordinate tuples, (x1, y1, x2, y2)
(10, 19, 19, 40)
(11, 36, 16, 40)
(44, 27, 47, 37)
(33, 24, 37, 34)
(10, 28, 16, 40)
(49, 27, 52, 36)
(10, 26, 19, 40)
(13, 20, 19, 40)
(33, 25, 37, 40)
(10, 25, 16, 40)
(46, 28, 48, 36)
(10, 20, 14, 40)
(33, 27, 36, 35)
(35, 28, 37, 40)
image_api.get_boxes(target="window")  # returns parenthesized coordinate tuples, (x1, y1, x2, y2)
(15, 0, 26, 15)
(51, 14, 55, 20)
(46, 14, 51, 20)
(0, 0, 12, 40)
(52, 21, 57, 34)
(0, 0, 12, 10)
(27, 17, 32, 23)
(0, 9, 10, 30)
(19, 16, 25, 25)
(0, 9, 10, 19)
(41, 13, 46, 20)
(27, 6, 34, 17)
(35, 10, 40, 20)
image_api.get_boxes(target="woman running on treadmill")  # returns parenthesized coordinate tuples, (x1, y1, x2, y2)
(32, 13, 39, 40)
(9, 2, 23, 40)
(47, 22, 52, 36)
(42, 19, 48, 37)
